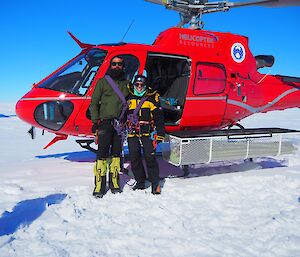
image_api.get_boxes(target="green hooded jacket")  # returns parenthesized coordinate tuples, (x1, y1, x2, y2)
(90, 77, 129, 123)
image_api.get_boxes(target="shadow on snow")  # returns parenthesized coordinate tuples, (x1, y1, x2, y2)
(158, 156, 287, 179)
(0, 194, 67, 237)
(34, 146, 164, 163)
(36, 151, 96, 162)
(0, 114, 16, 118)
(35, 149, 287, 179)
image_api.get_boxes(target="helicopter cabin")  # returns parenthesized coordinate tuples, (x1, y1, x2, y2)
(17, 27, 295, 139)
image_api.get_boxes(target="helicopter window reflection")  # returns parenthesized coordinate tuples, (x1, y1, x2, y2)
(38, 49, 107, 95)
(194, 63, 226, 95)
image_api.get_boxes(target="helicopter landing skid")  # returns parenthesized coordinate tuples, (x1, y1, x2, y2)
(75, 139, 97, 154)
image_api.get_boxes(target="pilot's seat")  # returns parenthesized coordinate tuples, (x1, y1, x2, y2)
(160, 62, 190, 123)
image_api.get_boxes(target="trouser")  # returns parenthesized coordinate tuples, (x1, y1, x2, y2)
(96, 121, 121, 159)
(93, 121, 122, 195)
(127, 136, 160, 184)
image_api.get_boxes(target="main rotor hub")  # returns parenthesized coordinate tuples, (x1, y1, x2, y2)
(145, 0, 300, 30)
(164, 0, 231, 29)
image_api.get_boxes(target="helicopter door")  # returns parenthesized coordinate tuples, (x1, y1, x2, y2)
(73, 53, 140, 135)
(144, 53, 190, 125)
(182, 62, 227, 127)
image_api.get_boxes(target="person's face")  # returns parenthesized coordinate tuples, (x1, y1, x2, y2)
(110, 57, 124, 70)
(134, 82, 146, 93)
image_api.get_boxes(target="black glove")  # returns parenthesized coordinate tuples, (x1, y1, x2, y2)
(92, 123, 98, 134)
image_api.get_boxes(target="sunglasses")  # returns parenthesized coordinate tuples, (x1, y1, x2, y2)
(111, 62, 123, 67)
(134, 82, 145, 87)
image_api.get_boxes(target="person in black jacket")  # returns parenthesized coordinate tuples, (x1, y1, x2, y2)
(127, 75, 165, 194)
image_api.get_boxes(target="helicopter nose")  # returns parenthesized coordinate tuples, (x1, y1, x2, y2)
(15, 98, 37, 127)
(16, 92, 75, 132)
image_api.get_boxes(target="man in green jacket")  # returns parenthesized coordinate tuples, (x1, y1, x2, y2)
(90, 56, 129, 198)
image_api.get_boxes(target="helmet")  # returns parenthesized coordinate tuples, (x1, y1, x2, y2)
(133, 75, 148, 97)
(133, 75, 147, 85)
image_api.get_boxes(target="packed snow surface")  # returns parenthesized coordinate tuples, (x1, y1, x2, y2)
(1, 104, 300, 257)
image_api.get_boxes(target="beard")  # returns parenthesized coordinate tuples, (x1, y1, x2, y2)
(107, 68, 125, 80)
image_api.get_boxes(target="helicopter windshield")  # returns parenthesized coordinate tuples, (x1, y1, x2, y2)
(38, 49, 107, 95)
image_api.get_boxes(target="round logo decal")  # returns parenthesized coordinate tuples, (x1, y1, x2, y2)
(231, 43, 246, 63)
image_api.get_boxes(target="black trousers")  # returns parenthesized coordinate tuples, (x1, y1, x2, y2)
(97, 121, 121, 159)
(127, 136, 160, 184)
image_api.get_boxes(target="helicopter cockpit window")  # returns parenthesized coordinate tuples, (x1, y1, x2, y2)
(38, 49, 107, 95)
(107, 54, 139, 82)
(34, 100, 74, 131)
(194, 63, 226, 95)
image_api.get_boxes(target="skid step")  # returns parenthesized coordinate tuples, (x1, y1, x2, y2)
(75, 139, 97, 154)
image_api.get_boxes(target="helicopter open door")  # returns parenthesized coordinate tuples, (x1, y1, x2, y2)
(144, 53, 190, 125)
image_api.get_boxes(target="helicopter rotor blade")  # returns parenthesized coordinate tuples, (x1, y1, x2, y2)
(145, 0, 300, 8)
(144, 0, 193, 7)
(144, 0, 197, 16)
(144, 0, 170, 6)
(229, 0, 300, 8)
(254, 0, 300, 7)
(144, 0, 162, 4)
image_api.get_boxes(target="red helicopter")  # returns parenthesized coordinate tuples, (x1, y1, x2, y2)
(16, 0, 300, 155)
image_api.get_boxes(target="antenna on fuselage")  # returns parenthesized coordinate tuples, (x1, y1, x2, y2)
(120, 19, 135, 42)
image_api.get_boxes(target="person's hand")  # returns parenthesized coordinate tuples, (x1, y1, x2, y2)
(92, 123, 98, 134)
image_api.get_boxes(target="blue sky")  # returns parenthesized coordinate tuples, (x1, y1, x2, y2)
(0, 0, 299, 102)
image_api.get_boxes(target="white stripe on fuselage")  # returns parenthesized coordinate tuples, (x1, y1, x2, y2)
(186, 88, 298, 113)
(227, 88, 298, 113)
(20, 97, 92, 101)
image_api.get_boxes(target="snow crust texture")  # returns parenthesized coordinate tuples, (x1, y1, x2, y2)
(1, 105, 300, 257)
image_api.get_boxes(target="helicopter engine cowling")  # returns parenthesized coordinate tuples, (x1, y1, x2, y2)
(255, 55, 275, 69)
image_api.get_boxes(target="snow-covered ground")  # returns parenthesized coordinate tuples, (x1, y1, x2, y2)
(1, 103, 300, 257)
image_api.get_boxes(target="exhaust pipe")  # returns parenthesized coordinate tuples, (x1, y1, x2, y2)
(255, 55, 275, 69)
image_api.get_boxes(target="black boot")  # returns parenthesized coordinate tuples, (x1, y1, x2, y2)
(109, 172, 122, 194)
(93, 176, 107, 198)
(93, 159, 107, 198)
(151, 182, 161, 195)
(109, 157, 122, 194)
(132, 181, 146, 191)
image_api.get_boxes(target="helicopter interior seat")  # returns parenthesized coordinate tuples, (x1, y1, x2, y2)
(151, 59, 178, 88)
(160, 61, 190, 122)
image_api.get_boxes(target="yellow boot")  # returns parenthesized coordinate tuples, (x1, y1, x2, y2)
(109, 157, 122, 193)
(93, 159, 107, 198)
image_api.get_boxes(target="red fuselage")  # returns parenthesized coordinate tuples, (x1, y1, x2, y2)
(16, 27, 300, 138)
